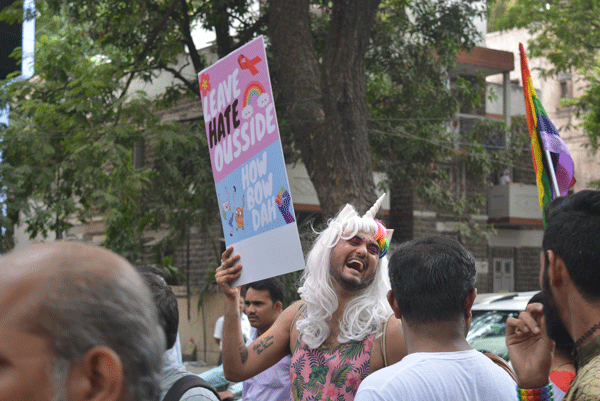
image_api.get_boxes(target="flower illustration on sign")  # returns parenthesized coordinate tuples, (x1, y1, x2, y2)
(199, 73, 211, 97)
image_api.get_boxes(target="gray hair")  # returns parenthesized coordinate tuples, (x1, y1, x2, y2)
(29, 267, 165, 401)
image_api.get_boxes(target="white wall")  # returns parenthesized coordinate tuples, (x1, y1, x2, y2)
(486, 81, 527, 117)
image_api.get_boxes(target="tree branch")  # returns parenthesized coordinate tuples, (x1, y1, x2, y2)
(157, 64, 200, 97)
(233, 13, 269, 51)
(133, 0, 180, 66)
(177, 0, 206, 73)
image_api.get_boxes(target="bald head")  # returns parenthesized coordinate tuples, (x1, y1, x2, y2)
(0, 242, 144, 325)
(0, 241, 139, 285)
(0, 242, 164, 401)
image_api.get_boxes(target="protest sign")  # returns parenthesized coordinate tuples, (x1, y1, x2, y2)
(198, 36, 305, 285)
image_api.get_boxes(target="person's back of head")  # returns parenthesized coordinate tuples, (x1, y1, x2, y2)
(247, 277, 285, 305)
(0, 242, 165, 401)
(388, 236, 476, 324)
(543, 190, 600, 300)
(140, 270, 179, 350)
(138, 264, 167, 278)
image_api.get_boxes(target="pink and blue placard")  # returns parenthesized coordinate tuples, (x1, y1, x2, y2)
(198, 36, 305, 286)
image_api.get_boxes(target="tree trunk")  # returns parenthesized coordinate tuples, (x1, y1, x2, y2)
(269, 0, 381, 218)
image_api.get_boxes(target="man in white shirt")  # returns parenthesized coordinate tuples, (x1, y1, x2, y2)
(356, 236, 515, 401)
(207, 293, 253, 399)
(242, 278, 291, 400)
(214, 295, 254, 353)
(216, 278, 292, 400)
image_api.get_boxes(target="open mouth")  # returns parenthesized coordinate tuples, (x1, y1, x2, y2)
(346, 258, 365, 273)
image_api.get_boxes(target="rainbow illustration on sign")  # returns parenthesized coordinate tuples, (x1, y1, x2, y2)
(242, 81, 270, 119)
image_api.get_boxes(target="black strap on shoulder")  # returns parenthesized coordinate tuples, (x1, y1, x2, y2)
(163, 374, 222, 401)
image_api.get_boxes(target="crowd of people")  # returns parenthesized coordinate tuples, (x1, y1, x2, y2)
(1, 190, 599, 400)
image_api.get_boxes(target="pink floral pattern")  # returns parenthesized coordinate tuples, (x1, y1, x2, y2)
(290, 332, 375, 401)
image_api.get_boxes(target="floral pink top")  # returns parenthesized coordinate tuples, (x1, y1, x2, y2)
(289, 332, 376, 401)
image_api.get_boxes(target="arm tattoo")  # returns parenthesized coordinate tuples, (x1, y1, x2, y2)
(252, 335, 274, 355)
(238, 341, 248, 364)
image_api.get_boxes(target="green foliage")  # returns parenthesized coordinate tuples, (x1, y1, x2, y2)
(100, 127, 218, 261)
(490, 0, 600, 76)
(159, 255, 187, 285)
(486, 0, 517, 33)
(0, 4, 160, 245)
(364, 0, 522, 241)
(563, 57, 600, 159)
(491, 0, 600, 188)
(303, 0, 519, 242)
(0, 2, 217, 258)
(139, 127, 217, 260)
(0, 0, 520, 257)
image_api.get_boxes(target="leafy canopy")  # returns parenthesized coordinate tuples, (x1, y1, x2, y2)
(0, 0, 528, 257)
(489, 0, 600, 174)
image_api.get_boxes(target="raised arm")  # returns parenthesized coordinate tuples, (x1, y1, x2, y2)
(215, 246, 298, 381)
(506, 302, 554, 389)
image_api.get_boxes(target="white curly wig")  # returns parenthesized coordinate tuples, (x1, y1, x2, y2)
(296, 194, 393, 348)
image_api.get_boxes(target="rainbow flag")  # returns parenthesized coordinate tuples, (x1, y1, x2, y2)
(519, 43, 576, 224)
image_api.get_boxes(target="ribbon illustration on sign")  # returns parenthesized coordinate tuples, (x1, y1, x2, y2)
(238, 54, 262, 75)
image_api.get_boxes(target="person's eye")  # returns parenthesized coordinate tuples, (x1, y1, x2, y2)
(367, 244, 380, 255)
(347, 236, 361, 245)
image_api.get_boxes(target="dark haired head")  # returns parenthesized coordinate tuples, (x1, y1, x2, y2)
(528, 292, 575, 355)
(247, 277, 285, 305)
(389, 236, 476, 323)
(543, 190, 600, 300)
(140, 272, 179, 350)
(137, 265, 166, 278)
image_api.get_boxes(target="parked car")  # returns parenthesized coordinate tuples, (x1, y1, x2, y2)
(467, 291, 538, 361)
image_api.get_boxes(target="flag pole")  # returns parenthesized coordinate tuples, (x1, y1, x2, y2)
(543, 148, 561, 199)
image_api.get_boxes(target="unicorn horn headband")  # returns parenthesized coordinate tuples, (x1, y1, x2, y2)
(364, 193, 386, 219)
(365, 193, 393, 258)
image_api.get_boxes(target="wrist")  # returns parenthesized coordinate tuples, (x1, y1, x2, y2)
(517, 383, 553, 401)
(517, 376, 550, 390)
(516, 366, 551, 390)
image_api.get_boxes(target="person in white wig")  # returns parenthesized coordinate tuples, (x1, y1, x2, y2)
(215, 194, 407, 401)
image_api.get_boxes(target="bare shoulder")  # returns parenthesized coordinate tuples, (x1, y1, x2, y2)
(282, 300, 306, 351)
(370, 314, 407, 373)
(267, 300, 304, 336)
(384, 314, 407, 365)
(278, 300, 305, 328)
(283, 300, 306, 317)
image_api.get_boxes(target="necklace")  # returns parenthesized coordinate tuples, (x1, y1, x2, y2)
(575, 321, 600, 348)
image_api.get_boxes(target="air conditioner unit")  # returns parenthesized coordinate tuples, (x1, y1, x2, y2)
(487, 184, 541, 221)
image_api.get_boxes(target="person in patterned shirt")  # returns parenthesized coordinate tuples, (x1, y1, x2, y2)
(215, 194, 407, 400)
(507, 190, 600, 401)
